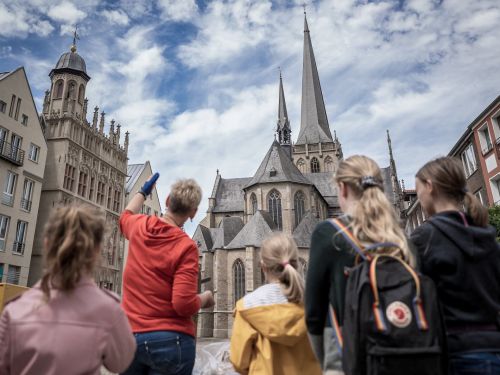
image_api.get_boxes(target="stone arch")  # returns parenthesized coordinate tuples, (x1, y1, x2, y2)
(78, 84, 85, 104)
(267, 189, 282, 230)
(250, 193, 257, 214)
(54, 79, 64, 99)
(324, 156, 334, 172)
(296, 158, 306, 173)
(311, 157, 320, 173)
(233, 258, 245, 304)
(67, 80, 77, 99)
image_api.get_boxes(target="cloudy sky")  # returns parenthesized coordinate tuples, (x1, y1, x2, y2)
(1, 0, 499, 234)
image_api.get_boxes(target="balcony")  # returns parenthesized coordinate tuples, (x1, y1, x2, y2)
(0, 140, 24, 166)
(12, 241, 25, 255)
(20, 198, 32, 212)
(1, 193, 14, 206)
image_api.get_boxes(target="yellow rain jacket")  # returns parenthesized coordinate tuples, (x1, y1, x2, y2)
(230, 297, 322, 375)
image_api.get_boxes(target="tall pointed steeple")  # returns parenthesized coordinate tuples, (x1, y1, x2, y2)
(296, 12, 334, 145)
(276, 71, 292, 158)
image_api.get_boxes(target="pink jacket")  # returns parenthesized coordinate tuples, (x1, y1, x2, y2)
(0, 277, 136, 375)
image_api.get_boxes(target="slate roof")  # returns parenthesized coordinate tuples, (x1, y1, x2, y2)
(245, 141, 312, 189)
(53, 50, 88, 79)
(293, 212, 320, 247)
(192, 225, 214, 253)
(296, 15, 334, 145)
(304, 172, 336, 200)
(126, 163, 147, 194)
(226, 211, 276, 249)
(212, 217, 245, 249)
(212, 177, 252, 213)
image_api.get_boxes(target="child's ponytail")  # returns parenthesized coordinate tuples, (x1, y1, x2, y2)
(261, 233, 305, 304)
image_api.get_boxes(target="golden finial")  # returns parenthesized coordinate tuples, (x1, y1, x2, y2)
(70, 25, 79, 53)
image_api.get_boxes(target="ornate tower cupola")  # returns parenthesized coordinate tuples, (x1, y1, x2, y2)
(46, 27, 90, 120)
(276, 71, 292, 159)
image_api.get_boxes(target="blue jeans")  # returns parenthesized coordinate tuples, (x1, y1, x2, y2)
(121, 331, 195, 375)
(449, 352, 500, 375)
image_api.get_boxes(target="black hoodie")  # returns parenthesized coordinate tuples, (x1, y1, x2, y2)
(411, 211, 500, 354)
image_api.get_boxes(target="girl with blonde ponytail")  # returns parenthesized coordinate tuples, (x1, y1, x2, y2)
(305, 155, 413, 374)
(0, 205, 136, 374)
(230, 233, 321, 375)
(412, 157, 500, 374)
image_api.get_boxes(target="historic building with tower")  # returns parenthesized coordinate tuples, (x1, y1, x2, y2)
(28, 39, 129, 293)
(193, 15, 403, 338)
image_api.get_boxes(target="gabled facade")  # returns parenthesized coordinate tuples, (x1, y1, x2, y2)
(0, 67, 48, 286)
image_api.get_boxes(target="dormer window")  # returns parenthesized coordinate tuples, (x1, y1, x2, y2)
(269, 167, 277, 177)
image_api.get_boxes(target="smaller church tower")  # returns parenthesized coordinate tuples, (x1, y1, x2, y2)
(44, 29, 90, 121)
(276, 72, 292, 159)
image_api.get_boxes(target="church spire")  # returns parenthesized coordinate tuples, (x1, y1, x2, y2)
(276, 71, 292, 159)
(296, 12, 334, 145)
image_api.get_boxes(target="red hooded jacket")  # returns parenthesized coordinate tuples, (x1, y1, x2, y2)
(120, 210, 201, 337)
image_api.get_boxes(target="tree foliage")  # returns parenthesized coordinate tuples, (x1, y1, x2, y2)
(488, 205, 500, 240)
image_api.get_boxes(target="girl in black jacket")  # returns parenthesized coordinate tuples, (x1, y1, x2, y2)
(411, 157, 500, 374)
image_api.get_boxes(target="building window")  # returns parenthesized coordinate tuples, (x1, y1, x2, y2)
(311, 157, 320, 173)
(113, 189, 121, 212)
(294, 191, 306, 228)
(461, 144, 477, 178)
(78, 84, 85, 104)
(0, 263, 3, 282)
(299, 258, 308, 277)
(7, 265, 21, 285)
(67, 81, 76, 99)
(0, 127, 6, 153)
(14, 97, 21, 120)
(13, 220, 28, 255)
(0, 100, 6, 113)
(89, 177, 95, 201)
(28, 143, 40, 162)
(8, 95, 16, 117)
(97, 181, 105, 205)
(78, 171, 88, 197)
(0, 215, 9, 251)
(107, 186, 112, 209)
(479, 125, 493, 154)
(491, 177, 500, 205)
(296, 158, 305, 173)
(63, 164, 76, 191)
(233, 259, 245, 304)
(55, 80, 64, 98)
(2, 171, 17, 206)
(474, 189, 485, 206)
(10, 133, 22, 161)
(21, 114, 28, 126)
(268, 190, 282, 230)
(324, 156, 334, 172)
(20, 179, 34, 212)
(250, 193, 257, 214)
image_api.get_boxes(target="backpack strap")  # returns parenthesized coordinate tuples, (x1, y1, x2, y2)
(370, 254, 429, 332)
(328, 218, 369, 260)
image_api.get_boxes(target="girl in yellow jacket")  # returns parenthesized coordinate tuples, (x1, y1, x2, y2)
(230, 233, 322, 375)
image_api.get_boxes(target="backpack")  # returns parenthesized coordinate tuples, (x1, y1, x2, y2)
(328, 219, 447, 375)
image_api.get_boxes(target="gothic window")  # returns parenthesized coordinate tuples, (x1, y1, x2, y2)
(63, 164, 76, 191)
(324, 156, 334, 172)
(294, 191, 306, 228)
(78, 84, 85, 104)
(77, 171, 88, 197)
(233, 259, 245, 304)
(296, 158, 305, 173)
(250, 193, 257, 214)
(55, 80, 64, 99)
(311, 157, 320, 173)
(268, 190, 282, 230)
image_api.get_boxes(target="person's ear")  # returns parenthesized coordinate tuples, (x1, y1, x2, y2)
(190, 207, 198, 220)
(424, 179, 434, 195)
(166, 195, 170, 208)
(339, 182, 348, 199)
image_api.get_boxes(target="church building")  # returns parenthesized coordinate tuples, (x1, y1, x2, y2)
(193, 15, 403, 338)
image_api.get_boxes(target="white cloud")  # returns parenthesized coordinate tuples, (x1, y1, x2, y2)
(48, 1, 86, 24)
(101, 9, 129, 26)
(157, 0, 198, 22)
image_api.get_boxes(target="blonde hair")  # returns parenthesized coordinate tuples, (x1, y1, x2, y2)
(416, 157, 488, 227)
(261, 233, 304, 304)
(335, 155, 415, 266)
(41, 205, 105, 299)
(168, 179, 202, 215)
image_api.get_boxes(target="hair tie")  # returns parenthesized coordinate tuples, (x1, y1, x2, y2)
(281, 261, 289, 268)
(360, 176, 381, 190)
(462, 187, 468, 194)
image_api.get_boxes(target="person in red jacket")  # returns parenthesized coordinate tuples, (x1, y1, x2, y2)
(120, 175, 214, 375)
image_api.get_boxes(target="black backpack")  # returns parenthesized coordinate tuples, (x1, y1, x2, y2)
(328, 219, 447, 375)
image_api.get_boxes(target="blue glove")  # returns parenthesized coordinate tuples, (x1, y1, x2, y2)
(140, 172, 159, 196)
